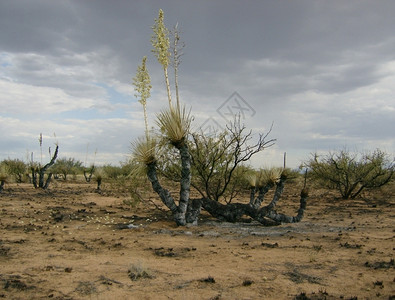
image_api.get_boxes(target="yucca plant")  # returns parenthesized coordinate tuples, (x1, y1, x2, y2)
(92, 167, 105, 192)
(83, 164, 95, 183)
(30, 136, 59, 189)
(128, 9, 307, 226)
(257, 167, 283, 187)
(156, 105, 191, 148)
(131, 9, 193, 225)
(153, 105, 192, 225)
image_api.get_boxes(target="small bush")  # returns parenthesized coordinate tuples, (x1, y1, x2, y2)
(128, 261, 154, 281)
(1, 159, 27, 183)
(0, 163, 9, 192)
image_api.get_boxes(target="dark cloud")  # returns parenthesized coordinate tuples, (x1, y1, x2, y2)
(0, 0, 394, 167)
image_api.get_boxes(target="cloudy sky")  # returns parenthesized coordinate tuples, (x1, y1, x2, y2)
(1, 0, 394, 168)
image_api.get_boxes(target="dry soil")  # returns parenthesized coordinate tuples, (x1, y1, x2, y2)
(0, 180, 394, 299)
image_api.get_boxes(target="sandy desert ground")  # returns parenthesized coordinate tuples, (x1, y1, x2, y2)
(0, 179, 394, 299)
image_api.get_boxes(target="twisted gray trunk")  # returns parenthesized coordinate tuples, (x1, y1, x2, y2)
(147, 162, 179, 216)
(84, 166, 94, 182)
(146, 140, 191, 226)
(198, 176, 308, 225)
(266, 175, 286, 211)
(186, 198, 202, 225)
(176, 142, 191, 225)
(250, 183, 273, 209)
(32, 145, 59, 189)
(201, 199, 256, 223)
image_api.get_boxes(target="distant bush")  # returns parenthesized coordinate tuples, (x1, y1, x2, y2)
(101, 162, 134, 180)
(0, 163, 9, 192)
(101, 164, 123, 179)
(52, 157, 83, 180)
(94, 161, 149, 203)
(304, 149, 394, 199)
(1, 159, 27, 183)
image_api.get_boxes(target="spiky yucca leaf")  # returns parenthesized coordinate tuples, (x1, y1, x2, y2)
(156, 105, 191, 146)
(257, 167, 283, 187)
(245, 172, 258, 188)
(131, 136, 158, 165)
(130, 136, 159, 178)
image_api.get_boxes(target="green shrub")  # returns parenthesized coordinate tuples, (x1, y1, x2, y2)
(101, 164, 124, 179)
(1, 159, 27, 183)
(304, 149, 394, 199)
(52, 157, 83, 180)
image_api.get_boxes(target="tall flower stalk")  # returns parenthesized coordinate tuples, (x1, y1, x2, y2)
(171, 23, 184, 110)
(133, 56, 152, 140)
(151, 9, 172, 108)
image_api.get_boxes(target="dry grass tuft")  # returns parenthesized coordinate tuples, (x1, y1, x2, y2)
(128, 261, 154, 281)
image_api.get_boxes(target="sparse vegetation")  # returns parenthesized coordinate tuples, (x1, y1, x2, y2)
(0, 181, 393, 299)
(304, 149, 394, 199)
(101, 164, 124, 179)
(0, 7, 394, 300)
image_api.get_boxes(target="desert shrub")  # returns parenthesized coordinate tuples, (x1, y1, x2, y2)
(157, 119, 273, 203)
(97, 162, 135, 187)
(189, 122, 272, 203)
(101, 164, 125, 179)
(284, 167, 305, 183)
(120, 160, 136, 176)
(128, 261, 154, 281)
(92, 160, 150, 204)
(304, 149, 394, 199)
(0, 163, 9, 192)
(1, 159, 27, 183)
(52, 157, 83, 180)
(120, 160, 152, 206)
